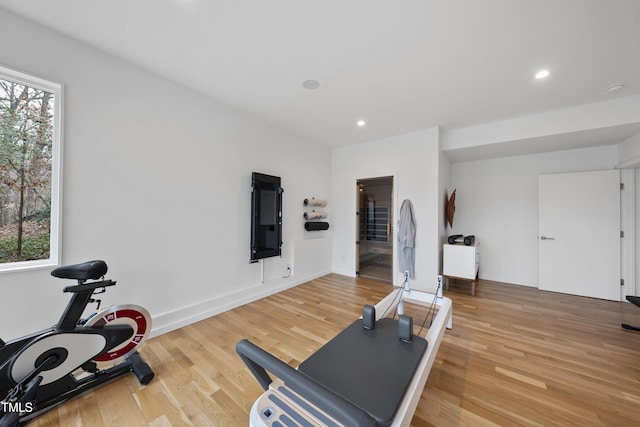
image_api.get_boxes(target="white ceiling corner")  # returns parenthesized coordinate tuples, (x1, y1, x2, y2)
(1, 0, 639, 161)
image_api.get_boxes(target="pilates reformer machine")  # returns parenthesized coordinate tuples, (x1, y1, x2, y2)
(236, 278, 452, 427)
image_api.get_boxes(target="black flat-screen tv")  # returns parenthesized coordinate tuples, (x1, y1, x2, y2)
(250, 172, 283, 263)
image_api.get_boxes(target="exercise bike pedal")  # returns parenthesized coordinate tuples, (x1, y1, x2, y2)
(80, 361, 98, 374)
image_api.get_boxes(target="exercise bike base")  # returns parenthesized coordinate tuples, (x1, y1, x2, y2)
(129, 352, 154, 385)
(20, 351, 153, 424)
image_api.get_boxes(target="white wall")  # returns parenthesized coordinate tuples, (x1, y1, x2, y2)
(331, 127, 442, 292)
(449, 145, 619, 286)
(438, 134, 452, 276)
(618, 132, 640, 167)
(635, 170, 640, 297)
(443, 95, 640, 152)
(0, 9, 331, 339)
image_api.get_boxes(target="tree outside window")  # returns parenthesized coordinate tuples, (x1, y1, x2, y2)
(0, 67, 61, 271)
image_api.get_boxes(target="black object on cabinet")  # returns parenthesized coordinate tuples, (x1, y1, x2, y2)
(250, 172, 283, 263)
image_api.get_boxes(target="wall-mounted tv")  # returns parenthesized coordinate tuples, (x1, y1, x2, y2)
(250, 172, 283, 263)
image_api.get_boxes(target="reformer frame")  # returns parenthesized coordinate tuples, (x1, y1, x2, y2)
(238, 287, 452, 427)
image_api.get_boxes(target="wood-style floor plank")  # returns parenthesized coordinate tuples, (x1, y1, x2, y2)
(28, 274, 640, 426)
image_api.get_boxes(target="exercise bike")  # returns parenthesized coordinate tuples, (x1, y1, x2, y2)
(0, 260, 154, 426)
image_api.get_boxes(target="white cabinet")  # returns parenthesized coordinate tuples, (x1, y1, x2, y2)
(443, 242, 480, 296)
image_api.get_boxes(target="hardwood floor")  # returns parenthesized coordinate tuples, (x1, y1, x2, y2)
(29, 275, 640, 426)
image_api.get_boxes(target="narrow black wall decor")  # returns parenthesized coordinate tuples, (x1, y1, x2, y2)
(250, 172, 283, 262)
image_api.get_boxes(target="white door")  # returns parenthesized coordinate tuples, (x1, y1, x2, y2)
(538, 170, 621, 301)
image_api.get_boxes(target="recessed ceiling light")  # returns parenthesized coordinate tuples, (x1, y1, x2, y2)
(357, 120, 366, 127)
(535, 69, 550, 80)
(302, 79, 320, 90)
(606, 83, 625, 93)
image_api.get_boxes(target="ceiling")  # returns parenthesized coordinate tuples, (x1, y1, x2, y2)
(1, 0, 640, 160)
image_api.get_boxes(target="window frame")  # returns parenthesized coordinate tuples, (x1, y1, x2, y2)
(0, 65, 62, 273)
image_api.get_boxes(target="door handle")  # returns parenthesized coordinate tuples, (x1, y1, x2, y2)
(540, 236, 555, 240)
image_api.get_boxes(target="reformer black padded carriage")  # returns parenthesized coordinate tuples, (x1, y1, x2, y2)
(298, 318, 427, 426)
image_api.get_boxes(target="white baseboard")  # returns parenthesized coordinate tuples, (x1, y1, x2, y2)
(332, 267, 355, 278)
(149, 270, 330, 338)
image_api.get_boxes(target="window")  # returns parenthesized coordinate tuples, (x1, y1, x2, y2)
(0, 65, 61, 272)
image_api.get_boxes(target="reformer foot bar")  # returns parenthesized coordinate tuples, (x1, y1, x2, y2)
(236, 289, 453, 427)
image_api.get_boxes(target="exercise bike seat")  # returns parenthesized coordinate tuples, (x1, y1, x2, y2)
(51, 260, 108, 281)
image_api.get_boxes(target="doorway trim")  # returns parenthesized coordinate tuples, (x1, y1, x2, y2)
(538, 170, 621, 300)
(621, 168, 636, 298)
(356, 175, 397, 284)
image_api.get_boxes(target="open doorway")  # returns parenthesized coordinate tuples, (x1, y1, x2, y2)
(356, 176, 394, 283)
